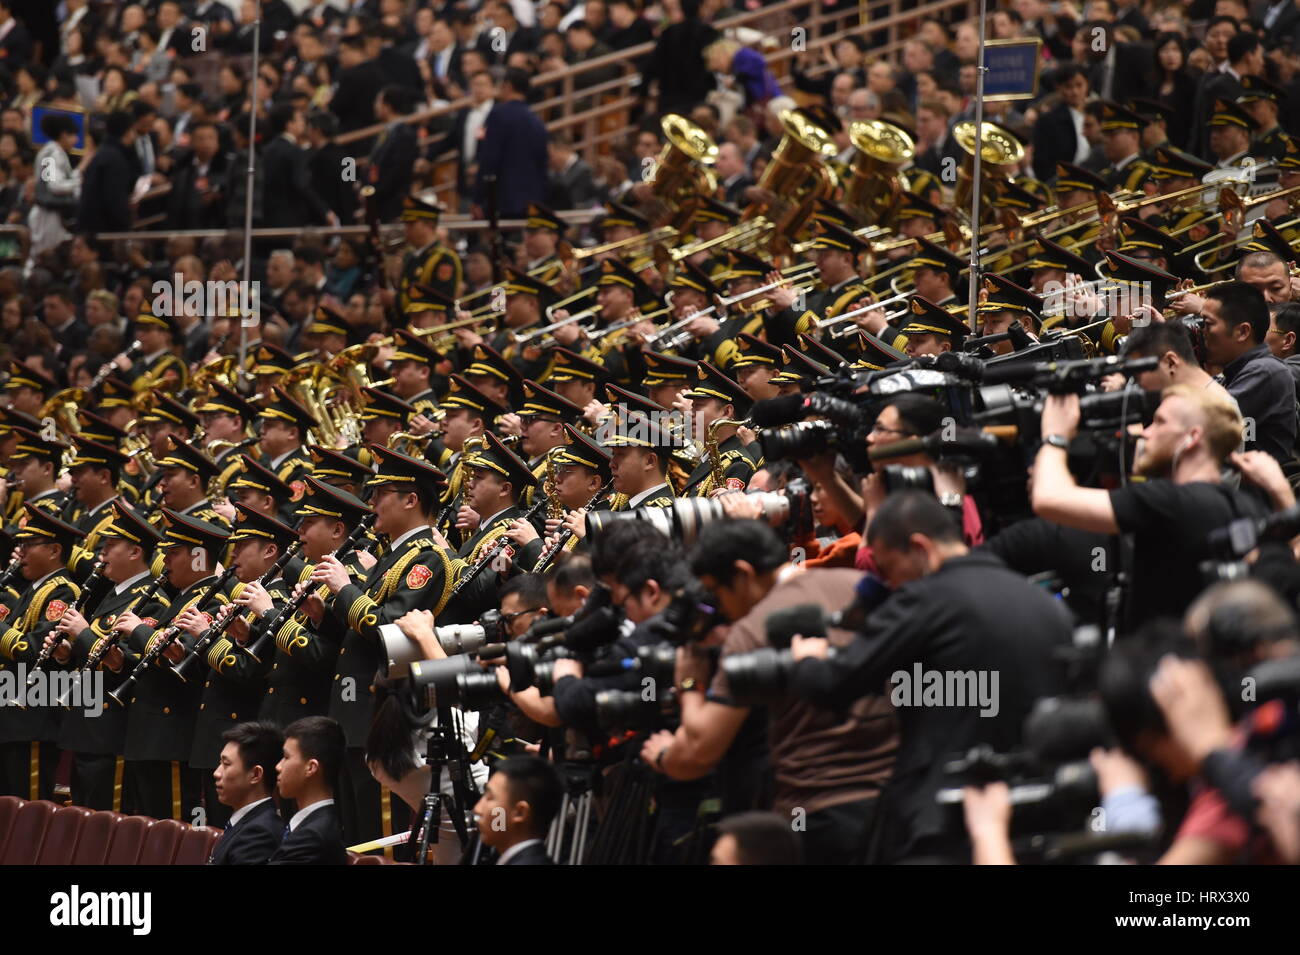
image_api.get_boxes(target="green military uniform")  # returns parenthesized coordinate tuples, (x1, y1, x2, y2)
(0, 506, 82, 801)
(398, 196, 463, 307)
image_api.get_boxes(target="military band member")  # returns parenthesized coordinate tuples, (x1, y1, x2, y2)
(899, 296, 970, 358)
(397, 195, 463, 308)
(65, 436, 127, 576)
(680, 362, 759, 497)
(128, 308, 189, 393)
(601, 405, 678, 509)
(688, 249, 769, 368)
(0, 506, 82, 800)
(256, 386, 318, 521)
(222, 454, 296, 521)
(195, 381, 259, 495)
(307, 446, 374, 498)
(1241, 76, 1289, 163)
(1207, 97, 1259, 171)
(176, 504, 300, 827)
(155, 436, 230, 530)
(133, 394, 201, 510)
(765, 224, 872, 349)
(311, 446, 452, 846)
(462, 342, 526, 411)
(232, 479, 371, 729)
(384, 327, 444, 424)
(435, 374, 507, 546)
(510, 379, 586, 508)
(89, 377, 137, 434)
(975, 275, 1046, 357)
(1097, 101, 1154, 194)
(543, 348, 607, 426)
(248, 344, 297, 402)
(487, 268, 559, 379)
(521, 202, 568, 285)
(641, 349, 699, 411)
(108, 510, 234, 822)
(2, 428, 69, 538)
(4, 359, 56, 418)
(302, 304, 356, 358)
(730, 333, 783, 404)
(50, 502, 166, 811)
(357, 387, 418, 452)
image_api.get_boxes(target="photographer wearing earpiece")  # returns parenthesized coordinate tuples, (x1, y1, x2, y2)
(1034, 383, 1285, 628)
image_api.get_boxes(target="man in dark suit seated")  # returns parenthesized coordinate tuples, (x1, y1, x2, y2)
(474, 755, 564, 865)
(268, 717, 349, 865)
(209, 722, 286, 865)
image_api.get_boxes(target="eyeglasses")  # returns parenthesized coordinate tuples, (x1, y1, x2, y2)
(869, 424, 916, 438)
(502, 607, 544, 623)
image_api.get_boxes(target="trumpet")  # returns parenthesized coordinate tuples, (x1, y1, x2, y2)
(712, 262, 820, 310)
(586, 303, 675, 342)
(543, 286, 598, 321)
(814, 291, 909, 330)
(513, 307, 599, 346)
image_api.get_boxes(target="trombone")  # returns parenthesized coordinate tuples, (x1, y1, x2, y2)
(512, 307, 599, 346)
(814, 290, 909, 330)
(712, 262, 819, 310)
(557, 226, 679, 269)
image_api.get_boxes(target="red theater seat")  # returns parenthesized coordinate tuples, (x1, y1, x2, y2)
(0, 799, 55, 864)
(173, 826, 220, 865)
(0, 795, 23, 858)
(138, 818, 186, 864)
(36, 807, 90, 865)
(104, 816, 152, 865)
(69, 811, 119, 865)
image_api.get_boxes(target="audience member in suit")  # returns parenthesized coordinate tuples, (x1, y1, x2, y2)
(547, 132, 599, 209)
(473, 68, 549, 218)
(1079, 20, 1150, 107)
(368, 86, 420, 222)
(1191, 31, 1263, 158)
(268, 716, 348, 865)
(1032, 63, 1091, 182)
(306, 111, 359, 226)
(331, 34, 387, 138)
(1261, 0, 1300, 50)
(166, 121, 233, 231)
(41, 284, 89, 363)
(476, 0, 539, 65)
(209, 722, 286, 866)
(261, 104, 336, 230)
(474, 755, 564, 865)
(77, 110, 138, 237)
(425, 18, 467, 99)
(427, 70, 496, 200)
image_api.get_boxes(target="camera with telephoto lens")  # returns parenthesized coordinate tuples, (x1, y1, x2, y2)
(879, 465, 934, 494)
(590, 643, 681, 732)
(407, 653, 507, 712)
(381, 609, 508, 679)
(585, 481, 813, 547)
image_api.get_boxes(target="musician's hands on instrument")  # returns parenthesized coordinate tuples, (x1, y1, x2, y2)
(498, 413, 524, 437)
(408, 413, 437, 436)
(583, 399, 607, 426)
(506, 518, 539, 545)
(112, 611, 142, 634)
(310, 554, 351, 595)
(236, 580, 274, 616)
(56, 606, 88, 638)
(103, 645, 125, 673)
(174, 607, 211, 638)
(43, 631, 72, 663)
(163, 641, 185, 663)
(456, 505, 482, 532)
(561, 508, 587, 540)
(212, 498, 237, 522)
(355, 550, 377, 571)
(553, 317, 582, 346)
(764, 269, 797, 311)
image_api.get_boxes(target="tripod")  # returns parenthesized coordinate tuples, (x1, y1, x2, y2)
(545, 761, 597, 865)
(411, 706, 481, 865)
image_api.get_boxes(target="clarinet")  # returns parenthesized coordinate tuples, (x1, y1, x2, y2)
(27, 560, 107, 686)
(433, 487, 464, 538)
(0, 550, 22, 592)
(81, 571, 169, 676)
(448, 497, 547, 601)
(170, 540, 304, 680)
(532, 478, 615, 574)
(108, 565, 238, 706)
(245, 513, 377, 663)
(90, 341, 142, 391)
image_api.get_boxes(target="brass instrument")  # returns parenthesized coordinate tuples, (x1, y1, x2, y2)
(844, 119, 915, 230)
(742, 110, 839, 245)
(645, 114, 720, 231)
(544, 446, 564, 521)
(952, 121, 1024, 221)
(39, 388, 85, 437)
(1188, 186, 1300, 272)
(190, 354, 237, 393)
(387, 429, 432, 458)
(657, 216, 772, 267)
(556, 226, 679, 270)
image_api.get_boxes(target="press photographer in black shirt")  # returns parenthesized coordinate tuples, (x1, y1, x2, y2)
(1033, 383, 1291, 627)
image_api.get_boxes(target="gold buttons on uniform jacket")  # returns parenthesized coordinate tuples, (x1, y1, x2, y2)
(334, 673, 340, 680)
(163, 707, 171, 714)
(267, 687, 275, 694)
(299, 698, 307, 705)
(230, 713, 237, 719)
(200, 703, 205, 710)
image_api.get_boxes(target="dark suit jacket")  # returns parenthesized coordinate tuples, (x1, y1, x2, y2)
(332, 61, 387, 136)
(310, 142, 359, 223)
(501, 841, 555, 865)
(210, 799, 285, 865)
(369, 122, 418, 221)
(1087, 42, 1151, 109)
(0, 18, 33, 67)
(1031, 102, 1080, 183)
(261, 135, 331, 228)
(790, 551, 1070, 861)
(473, 100, 549, 218)
(166, 148, 234, 230)
(267, 803, 348, 865)
(77, 138, 135, 234)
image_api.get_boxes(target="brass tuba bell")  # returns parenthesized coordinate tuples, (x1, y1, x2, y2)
(647, 114, 720, 232)
(952, 121, 1024, 220)
(743, 110, 839, 248)
(845, 119, 916, 231)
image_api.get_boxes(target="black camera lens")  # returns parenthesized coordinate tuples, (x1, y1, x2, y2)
(720, 646, 795, 704)
(880, 464, 934, 494)
(455, 669, 508, 711)
(758, 420, 837, 461)
(594, 689, 660, 731)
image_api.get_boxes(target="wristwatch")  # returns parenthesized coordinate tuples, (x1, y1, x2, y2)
(1042, 434, 1070, 451)
(678, 677, 701, 694)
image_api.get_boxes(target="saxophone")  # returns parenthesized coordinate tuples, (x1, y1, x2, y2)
(544, 447, 564, 522)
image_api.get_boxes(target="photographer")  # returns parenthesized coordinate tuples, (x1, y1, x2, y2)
(789, 492, 1071, 863)
(1114, 322, 1235, 406)
(641, 519, 897, 864)
(1034, 384, 1284, 626)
